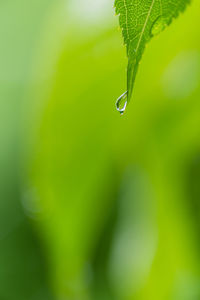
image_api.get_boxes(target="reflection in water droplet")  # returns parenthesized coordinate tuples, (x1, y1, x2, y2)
(116, 91, 128, 115)
(150, 16, 166, 37)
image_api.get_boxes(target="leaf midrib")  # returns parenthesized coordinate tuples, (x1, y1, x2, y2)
(135, 0, 156, 53)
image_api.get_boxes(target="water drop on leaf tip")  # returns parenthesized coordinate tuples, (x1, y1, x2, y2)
(116, 91, 128, 115)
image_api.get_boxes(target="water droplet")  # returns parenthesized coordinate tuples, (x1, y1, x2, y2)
(150, 16, 167, 37)
(116, 91, 128, 115)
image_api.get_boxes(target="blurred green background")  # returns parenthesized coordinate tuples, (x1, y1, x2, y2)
(1, 0, 200, 299)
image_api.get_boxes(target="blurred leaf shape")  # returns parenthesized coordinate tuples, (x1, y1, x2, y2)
(115, 0, 191, 108)
(109, 167, 157, 297)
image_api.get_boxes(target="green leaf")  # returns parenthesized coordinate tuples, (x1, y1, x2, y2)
(115, 0, 191, 106)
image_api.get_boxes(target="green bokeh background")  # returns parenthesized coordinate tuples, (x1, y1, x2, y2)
(1, 0, 200, 299)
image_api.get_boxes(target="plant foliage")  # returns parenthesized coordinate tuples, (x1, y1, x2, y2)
(115, 0, 191, 103)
